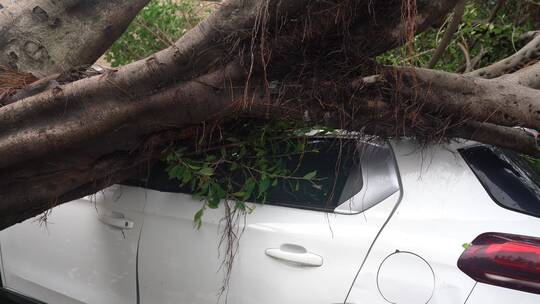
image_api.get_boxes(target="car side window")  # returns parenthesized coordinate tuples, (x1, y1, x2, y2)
(461, 145, 540, 218)
(122, 138, 398, 213)
(256, 140, 359, 212)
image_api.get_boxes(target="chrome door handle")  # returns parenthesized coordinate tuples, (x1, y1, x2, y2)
(265, 244, 323, 267)
(99, 212, 134, 230)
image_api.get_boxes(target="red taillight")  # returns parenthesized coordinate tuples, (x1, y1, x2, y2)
(458, 232, 540, 295)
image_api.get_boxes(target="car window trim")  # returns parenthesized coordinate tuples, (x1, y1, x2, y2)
(334, 141, 400, 215)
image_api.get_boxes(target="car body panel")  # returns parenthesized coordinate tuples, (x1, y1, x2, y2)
(0, 239, 5, 287)
(0, 186, 147, 304)
(465, 283, 540, 303)
(137, 187, 401, 304)
(346, 140, 540, 303)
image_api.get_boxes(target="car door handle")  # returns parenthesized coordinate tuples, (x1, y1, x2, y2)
(265, 244, 323, 267)
(99, 212, 134, 230)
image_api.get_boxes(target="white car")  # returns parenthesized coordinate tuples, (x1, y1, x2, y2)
(0, 138, 539, 304)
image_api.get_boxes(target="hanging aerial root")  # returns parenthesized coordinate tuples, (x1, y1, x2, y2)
(0, 65, 37, 104)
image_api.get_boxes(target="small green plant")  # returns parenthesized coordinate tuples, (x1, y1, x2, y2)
(105, 0, 201, 67)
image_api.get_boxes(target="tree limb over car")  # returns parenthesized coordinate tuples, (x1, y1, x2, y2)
(0, 0, 539, 229)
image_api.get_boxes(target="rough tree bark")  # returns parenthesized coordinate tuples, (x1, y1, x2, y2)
(0, 0, 538, 230)
(0, 0, 150, 76)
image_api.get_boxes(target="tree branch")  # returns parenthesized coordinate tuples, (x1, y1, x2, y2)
(384, 67, 540, 130)
(498, 61, 540, 89)
(467, 33, 540, 78)
(426, 0, 466, 69)
(453, 121, 540, 157)
(457, 41, 472, 72)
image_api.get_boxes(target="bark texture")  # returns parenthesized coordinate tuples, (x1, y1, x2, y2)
(0, 0, 150, 76)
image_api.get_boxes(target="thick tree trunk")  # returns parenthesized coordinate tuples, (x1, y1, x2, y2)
(0, 0, 150, 76)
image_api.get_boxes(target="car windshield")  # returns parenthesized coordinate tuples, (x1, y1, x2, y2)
(461, 145, 540, 218)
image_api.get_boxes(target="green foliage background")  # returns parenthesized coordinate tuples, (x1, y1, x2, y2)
(378, 0, 536, 72)
(105, 0, 202, 67)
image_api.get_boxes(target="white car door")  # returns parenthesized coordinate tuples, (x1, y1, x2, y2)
(0, 185, 146, 304)
(137, 139, 401, 304)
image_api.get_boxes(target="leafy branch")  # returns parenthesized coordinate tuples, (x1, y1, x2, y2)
(164, 121, 324, 228)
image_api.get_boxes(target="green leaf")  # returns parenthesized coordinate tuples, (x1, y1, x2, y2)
(185, 161, 201, 171)
(258, 175, 270, 197)
(198, 167, 214, 176)
(233, 191, 249, 200)
(181, 169, 192, 184)
(194, 208, 204, 230)
(205, 155, 217, 162)
(213, 183, 226, 199)
(235, 201, 246, 211)
(244, 178, 257, 194)
(168, 164, 185, 179)
(207, 183, 225, 209)
(303, 170, 317, 180)
(208, 196, 220, 209)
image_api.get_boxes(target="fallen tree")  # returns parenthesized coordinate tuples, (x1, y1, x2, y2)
(0, 0, 539, 229)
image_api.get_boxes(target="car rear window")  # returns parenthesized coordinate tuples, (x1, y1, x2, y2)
(460, 145, 540, 218)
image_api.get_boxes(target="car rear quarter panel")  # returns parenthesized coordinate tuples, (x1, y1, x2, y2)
(346, 140, 540, 304)
(466, 283, 540, 303)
